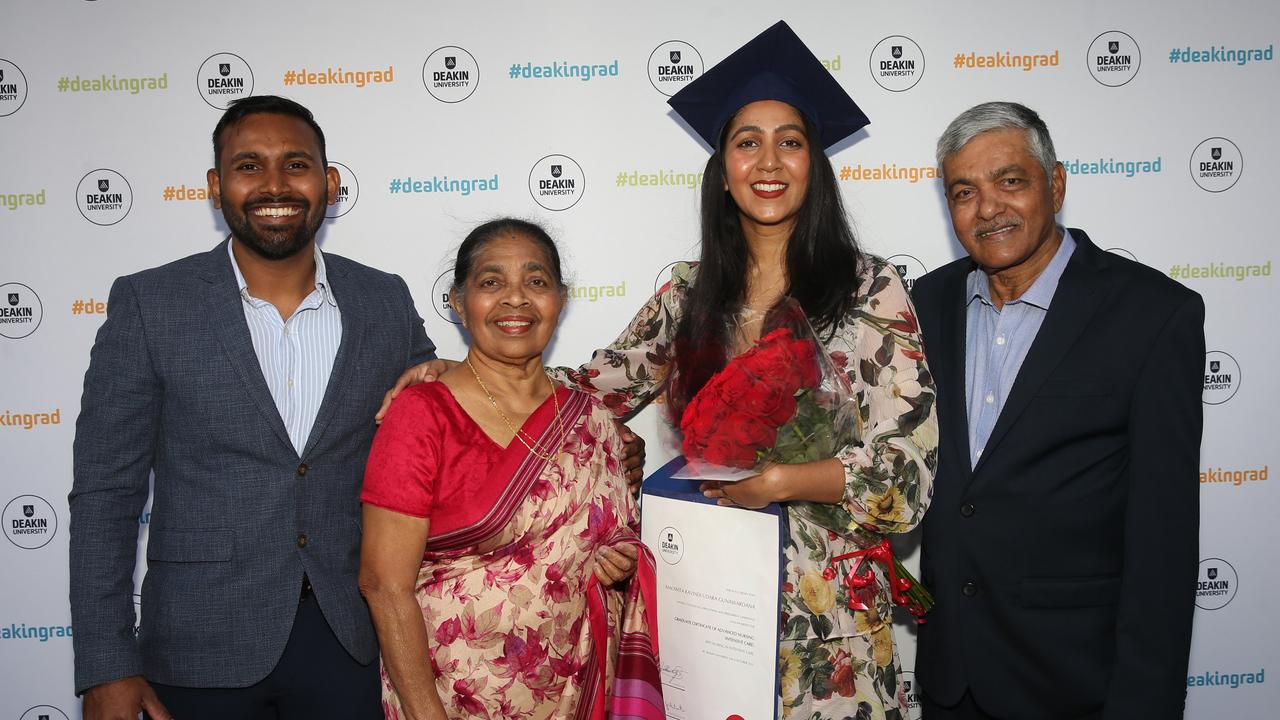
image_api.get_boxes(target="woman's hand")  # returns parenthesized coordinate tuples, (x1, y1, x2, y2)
(701, 459, 844, 508)
(614, 422, 646, 494)
(591, 542, 639, 585)
(376, 359, 457, 422)
(700, 468, 783, 509)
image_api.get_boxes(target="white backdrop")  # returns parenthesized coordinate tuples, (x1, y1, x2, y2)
(1, 1, 1276, 717)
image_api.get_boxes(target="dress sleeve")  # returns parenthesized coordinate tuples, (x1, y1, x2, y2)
(820, 260, 939, 535)
(549, 263, 691, 417)
(361, 385, 442, 518)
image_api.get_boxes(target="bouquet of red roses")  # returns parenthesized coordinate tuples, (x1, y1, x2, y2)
(676, 299, 933, 622)
(678, 325, 823, 473)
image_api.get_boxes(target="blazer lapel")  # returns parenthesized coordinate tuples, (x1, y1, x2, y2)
(301, 258, 366, 459)
(199, 240, 295, 454)
(971, 231, 1108, 477)
(936, 266, 975, 481)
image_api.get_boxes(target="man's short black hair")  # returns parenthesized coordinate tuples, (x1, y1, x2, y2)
(211, 95, 327, 173)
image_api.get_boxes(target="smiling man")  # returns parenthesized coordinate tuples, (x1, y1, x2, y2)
(69, 96, 437, 719)
(912, 102, 1205, 719)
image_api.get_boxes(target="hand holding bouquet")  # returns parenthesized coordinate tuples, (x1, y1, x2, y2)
(676, 299, 933, 622)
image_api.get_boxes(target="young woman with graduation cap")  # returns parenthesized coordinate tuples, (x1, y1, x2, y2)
(379, 19, 940, 718)
(556, 20, 940, 718)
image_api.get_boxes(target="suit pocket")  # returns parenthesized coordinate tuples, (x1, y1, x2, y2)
(1036, 378, 1112, 397)
(1020, 575, 1121, 608)
(147, 528, 233, 563)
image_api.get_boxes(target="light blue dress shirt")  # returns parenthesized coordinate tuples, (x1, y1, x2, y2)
(228, 242, 343, 454)
(964, 229, 1077, 468)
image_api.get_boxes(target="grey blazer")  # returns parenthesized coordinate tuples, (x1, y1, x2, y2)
(69, 240, 436, 693)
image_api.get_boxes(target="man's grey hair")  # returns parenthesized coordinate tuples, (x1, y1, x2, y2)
(936, 101, 1058, 181)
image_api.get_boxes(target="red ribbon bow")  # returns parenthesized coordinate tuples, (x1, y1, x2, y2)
(829, 538, 915, 612)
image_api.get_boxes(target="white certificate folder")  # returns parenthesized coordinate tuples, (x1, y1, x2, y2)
(640, 457, 784, 720)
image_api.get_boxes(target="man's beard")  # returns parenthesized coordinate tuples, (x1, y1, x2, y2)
(223, 195, 324, 261)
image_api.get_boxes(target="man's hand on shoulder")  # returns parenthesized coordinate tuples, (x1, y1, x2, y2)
(376, 359, 457, 423)
(83, 675, 171, 720)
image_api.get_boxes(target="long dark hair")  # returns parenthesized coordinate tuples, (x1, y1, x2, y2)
(669, 110, 865, 418)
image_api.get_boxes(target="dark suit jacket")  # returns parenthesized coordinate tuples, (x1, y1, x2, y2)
(912, 230, 1203, 719)
(69, 240, 435, 693)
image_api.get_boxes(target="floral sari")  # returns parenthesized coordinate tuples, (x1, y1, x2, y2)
(362, 383, 664, 720)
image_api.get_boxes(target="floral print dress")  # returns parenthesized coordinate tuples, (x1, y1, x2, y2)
(557, 256, 938, 719)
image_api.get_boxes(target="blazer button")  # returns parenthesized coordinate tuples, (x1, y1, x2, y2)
(297, 463, 308, 477)
(297, 533, 308, 548)
(960, 503, 975, 517)
(961, 581, 978, 597)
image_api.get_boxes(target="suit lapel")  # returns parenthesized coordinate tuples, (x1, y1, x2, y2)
(971, 231, 1108, 478)
(302, 257, 366, 459)
(199, 240, 295, 453)
(937, 266, 975, 481)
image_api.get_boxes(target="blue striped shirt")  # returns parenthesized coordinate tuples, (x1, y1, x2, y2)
(965, 229, 1076, 468)
(228, 242, 343, 454)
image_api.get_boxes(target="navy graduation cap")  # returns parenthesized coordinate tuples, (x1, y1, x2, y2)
(668, 20, 870, 150)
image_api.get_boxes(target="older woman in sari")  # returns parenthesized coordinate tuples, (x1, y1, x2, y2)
(358, 219, 663, 720)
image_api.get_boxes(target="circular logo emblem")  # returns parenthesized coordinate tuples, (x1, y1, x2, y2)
(422, 46, 479, 103)
(431, 269, 461, 326)
(326, 161, 359, 218)
(1195, 557, 1238, 610)
(657, 526, 684, 565)
(1202, 351, 1240, 405)
(19, 707, 70, 720)
(1086, 31, 1141, 87)
(869, 36, 925, 92)
(196, 52, 254, 109)
(885, 254, 928, 293)
(1104, 247, 1138, 262)
(899, 671, 923, 720)
(647, 41, 704, 96)
(76, 169, 133, 226)
(0, 282, 43, 340)
(3, 495, 57, 550)
(652, 260, 687, 297)
(528, 154, 585, 211)
(1189, 137, 1243, 193)
(0, 58, 30, 116)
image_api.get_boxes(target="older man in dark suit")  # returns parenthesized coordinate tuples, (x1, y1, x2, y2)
(912, 102, 1204, 719)
(70, 96, 438, 719)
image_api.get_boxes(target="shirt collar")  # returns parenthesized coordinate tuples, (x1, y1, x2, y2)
(965, 227, 1077, 310)
(227, 240, 336, 307)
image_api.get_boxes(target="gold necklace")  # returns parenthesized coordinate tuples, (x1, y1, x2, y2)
(465, 358, 565, 460)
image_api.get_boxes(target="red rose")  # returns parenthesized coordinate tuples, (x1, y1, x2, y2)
(768, 392, 798, 427)
(702, 434, 756, 469)
(829, 351, 848, 370)
(716, 366, 758, 406)
(739, 383, 787, 419)
(728, 412, 778, 454)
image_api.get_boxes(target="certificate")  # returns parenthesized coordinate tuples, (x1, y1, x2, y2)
(641, 457, 782, 720)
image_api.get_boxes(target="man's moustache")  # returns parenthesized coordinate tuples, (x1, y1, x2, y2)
(974, 219, 1023, 237)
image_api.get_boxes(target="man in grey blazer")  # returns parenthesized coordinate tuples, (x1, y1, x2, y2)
(70, 96, 437, 719)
